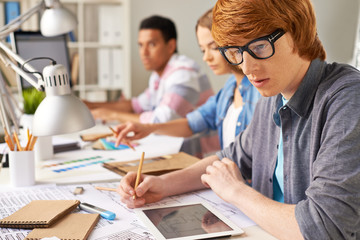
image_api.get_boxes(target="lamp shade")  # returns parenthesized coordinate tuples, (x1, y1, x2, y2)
(32, 94, 95, 136)
(40, 4, 77, 37)
(32, 63, 95, 136)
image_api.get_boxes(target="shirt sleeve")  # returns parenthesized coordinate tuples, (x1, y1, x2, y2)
(294, 84, 360, 239)
(186, 94, 218, 133)
(216, 97, 262, 180)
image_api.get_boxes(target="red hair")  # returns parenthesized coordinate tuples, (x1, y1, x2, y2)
(212, 0, 326, 61)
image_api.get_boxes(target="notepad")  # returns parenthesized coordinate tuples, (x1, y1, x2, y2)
(25, 213, 100, 240)
(0, 200, 80, 229)
(103, 152, 200, 176)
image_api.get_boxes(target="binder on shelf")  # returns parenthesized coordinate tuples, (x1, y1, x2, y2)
(97, 48, 111, 87)
(25, 213, 100, 240)
(68, 31, 76, 42)
(20, 0, 39, 31)
(111, 48, 124, 88)
(0, 2, 5, 28)
(0, 200, 80, 229)
(5, 1, 20, 42)
(98, 5, 124, 44)
(98, 48, 124, 88)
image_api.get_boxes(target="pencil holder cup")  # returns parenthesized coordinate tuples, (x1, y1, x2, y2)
(9, 150, 35, 187)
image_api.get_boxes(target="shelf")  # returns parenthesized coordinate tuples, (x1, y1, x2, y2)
(62, 0, 131, 100)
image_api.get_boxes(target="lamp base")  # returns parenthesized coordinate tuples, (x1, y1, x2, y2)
(34, 136, 54, 163)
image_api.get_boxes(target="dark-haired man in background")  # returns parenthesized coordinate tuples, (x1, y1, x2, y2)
(85, 15, 213, 124)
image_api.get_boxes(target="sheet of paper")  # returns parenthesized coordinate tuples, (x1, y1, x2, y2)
(34, 134, 184, 185)
(36, 151, 123, 185)
(0, 182, 255, 240)
(0, 183, 153, 240)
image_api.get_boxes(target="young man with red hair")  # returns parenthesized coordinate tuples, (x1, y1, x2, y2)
(117, 1, 360, 239)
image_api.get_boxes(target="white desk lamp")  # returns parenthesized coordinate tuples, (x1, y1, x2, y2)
(0, 0, 95, 138)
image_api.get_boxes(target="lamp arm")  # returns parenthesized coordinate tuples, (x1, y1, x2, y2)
(0, 41, 44, 91)
(0, 1, 44, 39)
(0, 79, 20, 134)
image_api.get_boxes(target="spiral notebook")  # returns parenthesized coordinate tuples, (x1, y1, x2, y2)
(25, 213, 100, 240)
(0, 200, 80, 229)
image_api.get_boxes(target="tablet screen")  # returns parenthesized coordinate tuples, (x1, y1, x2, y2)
(136, 202, 244, 240)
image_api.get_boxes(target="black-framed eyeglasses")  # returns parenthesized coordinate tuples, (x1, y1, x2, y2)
(217, 29, 285, 65)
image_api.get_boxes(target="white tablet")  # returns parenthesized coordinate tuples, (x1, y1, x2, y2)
(135, 202, 244, 240)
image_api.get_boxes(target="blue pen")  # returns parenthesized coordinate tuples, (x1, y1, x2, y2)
(79, 202, 116, 220)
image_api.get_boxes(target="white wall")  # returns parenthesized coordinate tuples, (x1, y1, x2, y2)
(312, 0, 360, 65)
(129, 0, 228, 97)
(128, 0, 360, 97)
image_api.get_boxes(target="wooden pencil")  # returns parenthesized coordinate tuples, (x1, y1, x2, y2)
(95, 186, 117, 192)
(109, 126, 117, 135)
(24, 134, 32, 151)
(4, 129, 14, 151)
(29, 136, 38, 151)
(4, 135, 14, 151)
(133, 152, 145, 199)
(27, 128, 30, 141)
(13, 131, 23, 151)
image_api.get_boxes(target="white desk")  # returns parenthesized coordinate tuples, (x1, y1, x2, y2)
(0, 176, 277, 240)
(0, 132, 277, 240)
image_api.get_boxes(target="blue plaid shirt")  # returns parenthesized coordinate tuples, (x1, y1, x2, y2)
(186, 75, 261, 149)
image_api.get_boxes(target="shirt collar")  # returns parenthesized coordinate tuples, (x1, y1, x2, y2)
(226, 75, 251, 97)
(286, 59, 325, 117)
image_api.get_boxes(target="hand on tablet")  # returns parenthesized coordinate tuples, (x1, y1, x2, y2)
(118, 172, 164, 208)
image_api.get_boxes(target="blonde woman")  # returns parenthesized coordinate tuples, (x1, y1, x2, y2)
(114, 9, 260, 152)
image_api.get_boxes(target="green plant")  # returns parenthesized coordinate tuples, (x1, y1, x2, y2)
(22, 88, 45, 114)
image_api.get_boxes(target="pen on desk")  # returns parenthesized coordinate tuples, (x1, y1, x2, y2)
(133, 151, 145, 200)
(108, 126, 135, 151)
(79, 202, 116, 220)
(95, 186, 118, 192)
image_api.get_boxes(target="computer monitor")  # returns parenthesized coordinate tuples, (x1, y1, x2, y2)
(11, 31, 71, 88)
